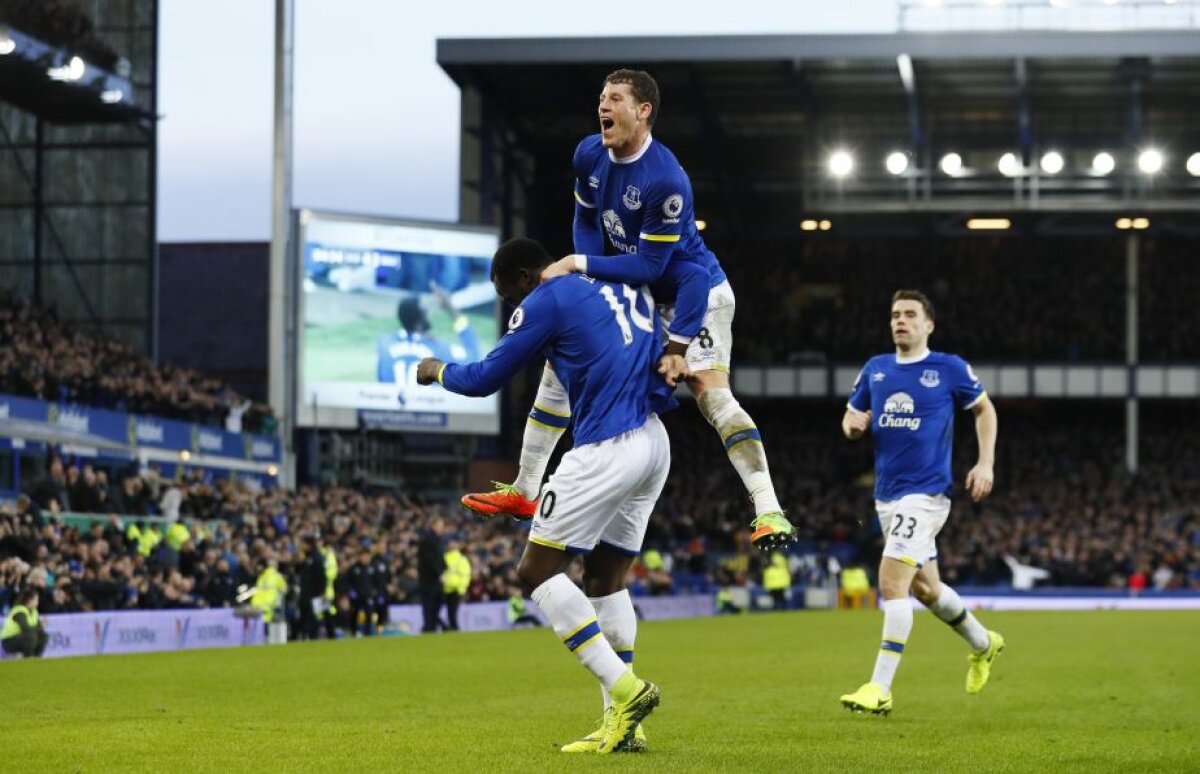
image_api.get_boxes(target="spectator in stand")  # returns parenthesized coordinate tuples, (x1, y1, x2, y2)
(33, 458, 71, 512)
(160, 482, 186, 523)
(204, 558, 238, 608)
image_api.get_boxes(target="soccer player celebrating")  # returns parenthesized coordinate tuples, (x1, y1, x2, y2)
(462, 68, 795, 550)
(417, 238, 689, 753)
(839, 290, 1005, 716)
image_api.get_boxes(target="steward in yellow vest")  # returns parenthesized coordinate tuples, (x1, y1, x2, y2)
(1, 588, 48, 658)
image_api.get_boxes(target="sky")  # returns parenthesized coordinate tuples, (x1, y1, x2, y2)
(156, 0, 896, 241)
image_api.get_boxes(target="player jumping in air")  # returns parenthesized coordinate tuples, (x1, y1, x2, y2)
(839, 290, 1005, 716)
(417, 238, 704, 753)
(461, 69, 795, 550)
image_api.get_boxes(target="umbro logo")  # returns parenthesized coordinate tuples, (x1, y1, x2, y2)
(873, 373, 885, 382)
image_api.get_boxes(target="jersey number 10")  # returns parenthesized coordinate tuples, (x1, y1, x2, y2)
(599, 284, 655, 346)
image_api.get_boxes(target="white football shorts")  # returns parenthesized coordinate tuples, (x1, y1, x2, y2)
(874, 494, 951, 569)
(529, 413, 670, 557)
(659, 280, 735, 374)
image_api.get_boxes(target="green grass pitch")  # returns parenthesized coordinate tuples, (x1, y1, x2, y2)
(4, 610, 1197, 772)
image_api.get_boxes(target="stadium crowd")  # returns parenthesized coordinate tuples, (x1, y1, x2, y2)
(0, 287, 275, 433)
(0, 403, 1195, 632)
(649, 401, 1199, 592)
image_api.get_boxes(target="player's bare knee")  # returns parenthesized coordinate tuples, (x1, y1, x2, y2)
(516, 553, 562, 595)
(912, 579, 941, 606)
(878, 579, 910, 600)
(582, 573, 623, 598)
(878, 563, 915, 600)
(583, 547, 634, 597)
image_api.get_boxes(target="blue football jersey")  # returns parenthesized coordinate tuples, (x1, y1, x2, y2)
(376, 329, 479, 386)
(847, 351, 986, 502)
(441, 275, 674, 446)
(572, 134, 727, 293)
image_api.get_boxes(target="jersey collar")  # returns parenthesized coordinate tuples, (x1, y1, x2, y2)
(894, 348, 931, 365)
(608, 133, 653, 164)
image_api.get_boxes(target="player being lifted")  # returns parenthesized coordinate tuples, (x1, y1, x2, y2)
(416, 238, 704, 753)
(462, 69, 795, 549)
(839, 290, 1005, 716)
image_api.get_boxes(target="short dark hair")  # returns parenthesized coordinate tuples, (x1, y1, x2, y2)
(891, 289, 935, 321)
(605, 69, 660, 127)
(491, 238, 553, 283)
(397, 297, 429, 333)
(17, 587, 38, 606)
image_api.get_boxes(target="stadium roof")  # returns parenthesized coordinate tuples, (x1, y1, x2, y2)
(438, 30, 1200, 238)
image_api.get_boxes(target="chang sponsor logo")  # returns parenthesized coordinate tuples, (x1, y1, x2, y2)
(879, 391, 921, 430)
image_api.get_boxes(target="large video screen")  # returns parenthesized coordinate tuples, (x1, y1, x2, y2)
(295, 211, 500, 433)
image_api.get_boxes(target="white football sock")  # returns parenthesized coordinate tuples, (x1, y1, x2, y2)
(513, 366, 570, 499)
(591, 589, 637, 710)
(697, 388, 781, 515)
(531, 574, 628, 691)
(870, 598, 914, 694)
(928, 584, 990, 652)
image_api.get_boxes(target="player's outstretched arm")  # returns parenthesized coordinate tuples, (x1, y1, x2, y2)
(842, 407, 872, 440)
(418, 291, 558, 397)
(965, 395, 997, 502)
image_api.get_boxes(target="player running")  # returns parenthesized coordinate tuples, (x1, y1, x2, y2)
(417, 237, 690, 753)
(839, 290, 1005, 716)
(461, 69, 794, 549)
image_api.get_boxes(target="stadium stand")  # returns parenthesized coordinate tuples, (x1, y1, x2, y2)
(1, 399, 1194, 631)
(0, 287, 275, 432)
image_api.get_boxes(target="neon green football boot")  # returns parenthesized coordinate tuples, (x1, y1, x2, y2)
(839, 682, 893, 716)
(598, 675, 660, 754)
(966, 630, 1005, 694)
(750, 511, 796, 549)
(560, 708, 646, 753)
